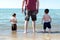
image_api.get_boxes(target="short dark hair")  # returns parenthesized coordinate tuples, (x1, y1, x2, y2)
(12, 13, 16, 17)
(44, 9, 49, 14)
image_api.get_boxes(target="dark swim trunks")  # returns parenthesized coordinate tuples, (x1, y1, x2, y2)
(25, 10, 37, 21)
(43, 22, 51, 30)
(12, 24, 17, 31)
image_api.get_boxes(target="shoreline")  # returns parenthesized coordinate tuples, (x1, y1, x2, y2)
(0, 24, 60, 32)
(0, 24, 60, 40)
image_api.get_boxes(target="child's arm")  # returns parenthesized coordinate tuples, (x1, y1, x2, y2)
(49, 16, 52, 23)
(10, 19, 14, 22)
(16, 19, 17, 23)
(10, 19, 12, 22)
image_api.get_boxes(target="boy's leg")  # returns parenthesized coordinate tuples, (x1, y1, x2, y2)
(47, 22, 51, 32)
(43, 23, 46, 32)
(12, 24, 13, 31)
(14, 24, 17, 31)
(12, 24, 17, 31)
(48, 22, 51, 33)
(12, 24, 15, 31)
(44, 29, 46, 32)
(12, 24, 16, 31)
(49, 28, 51, 33)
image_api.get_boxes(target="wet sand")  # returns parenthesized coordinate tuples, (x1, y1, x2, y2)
(0, 24, 60, 40)
(0, 29, 60, 40)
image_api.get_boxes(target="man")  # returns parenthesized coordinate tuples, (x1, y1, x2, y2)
(22, 0, 39, 33)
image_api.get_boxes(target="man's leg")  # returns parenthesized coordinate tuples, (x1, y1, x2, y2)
(24, 15, 29, 33)
(24, 20, 28, 33)
(32, 21, 36, 33)
(31, 11, 37, 33)
(24, 10, 30, 33)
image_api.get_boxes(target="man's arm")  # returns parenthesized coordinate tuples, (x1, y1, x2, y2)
(22, 0, 25, 13)
(36, 0, 39, 10)
(36, 0, 39, 13)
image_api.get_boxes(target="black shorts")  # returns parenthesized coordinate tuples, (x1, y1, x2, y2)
(24, 10, 37, 21)
(12, 24, 17, 31)
(43, 22, 51, 30)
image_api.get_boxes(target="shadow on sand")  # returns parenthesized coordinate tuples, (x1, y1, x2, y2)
(37, 31, 60, 33)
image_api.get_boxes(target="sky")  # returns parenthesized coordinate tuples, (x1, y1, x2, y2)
(0, 0, 60, 9)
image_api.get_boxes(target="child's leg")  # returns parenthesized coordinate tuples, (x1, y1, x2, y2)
(44, 29, 46, 32)
(12, 24, 17, 31)
(48, 22, 51, 33)
(12, 24, 14, 31)
(14, 24, 17, 31)
(43, 23, 46, 32)
(49, 28, 51, 33)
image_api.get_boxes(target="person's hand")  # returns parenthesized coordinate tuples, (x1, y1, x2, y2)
(22, 8, 24, 13)
(35, 9, 38, 14)
(37, 9, 38, 13)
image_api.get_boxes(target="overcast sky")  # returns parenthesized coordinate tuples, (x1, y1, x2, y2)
(0, 0, 60, 9)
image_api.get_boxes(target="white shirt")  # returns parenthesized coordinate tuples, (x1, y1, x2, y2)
(43, 14, 51, 22)
(10, 17, 17, 24)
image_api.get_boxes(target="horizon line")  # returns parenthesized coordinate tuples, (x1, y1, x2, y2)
(0, 8, 60, 9)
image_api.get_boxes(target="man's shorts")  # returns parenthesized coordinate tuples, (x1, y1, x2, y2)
(24, 10, 37, 21)
(43, 22, 51, 30)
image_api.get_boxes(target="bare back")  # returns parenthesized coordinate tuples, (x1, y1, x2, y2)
(43, 14, 51, 22)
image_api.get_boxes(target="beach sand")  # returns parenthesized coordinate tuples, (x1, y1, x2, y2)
(0, 24, 60, 40)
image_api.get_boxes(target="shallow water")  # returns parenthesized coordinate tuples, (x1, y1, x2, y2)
(0, 29, 60, 40)
(0, 9, 60, 40)
(0, 9, 60, 26)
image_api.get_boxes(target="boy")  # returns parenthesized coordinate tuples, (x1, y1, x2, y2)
(42, 9, 52, 32)
(10, 13, 17, 31)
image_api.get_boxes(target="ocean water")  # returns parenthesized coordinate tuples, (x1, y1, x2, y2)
(0, 8, 60, 27)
